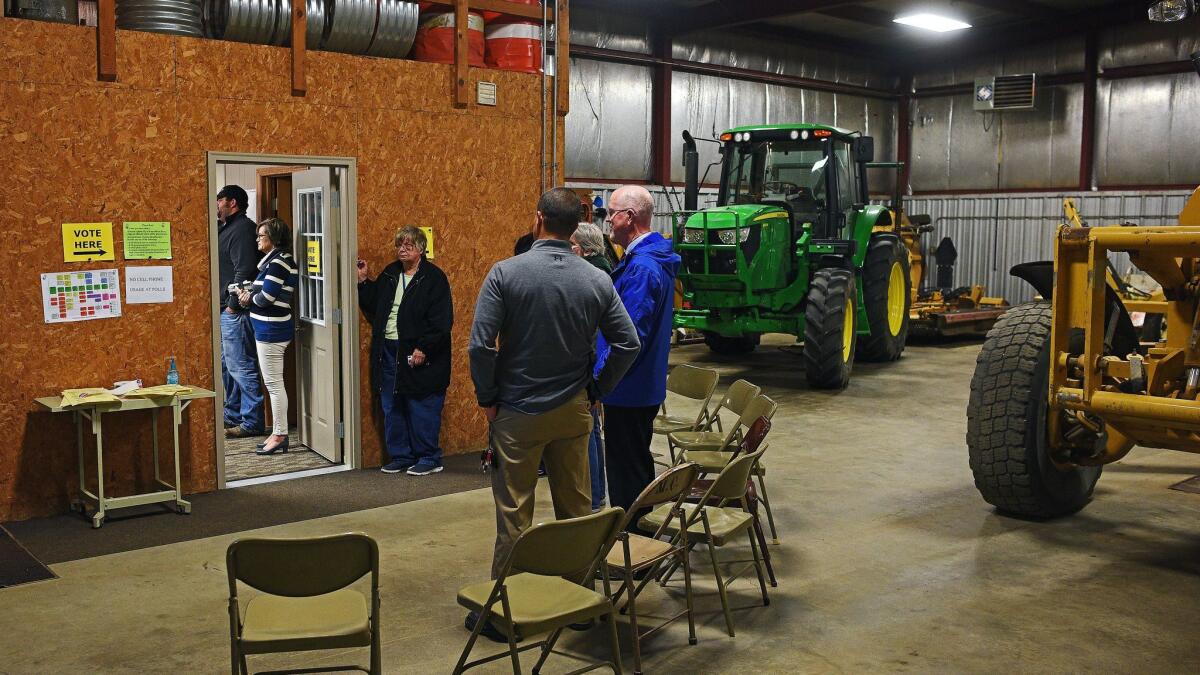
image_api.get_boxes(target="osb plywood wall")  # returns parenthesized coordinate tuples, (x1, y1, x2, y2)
(0, 18, 563, 520)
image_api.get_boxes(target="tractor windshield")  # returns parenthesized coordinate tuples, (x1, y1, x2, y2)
(720, 138, 831, 210)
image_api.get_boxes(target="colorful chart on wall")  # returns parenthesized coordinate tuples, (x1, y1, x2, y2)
(41, 269, 122, 323)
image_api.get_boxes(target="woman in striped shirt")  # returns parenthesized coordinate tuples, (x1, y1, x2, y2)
(237, 217, 298, 455)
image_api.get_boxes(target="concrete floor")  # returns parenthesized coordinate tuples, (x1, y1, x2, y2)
(3, 335, 1200, 673)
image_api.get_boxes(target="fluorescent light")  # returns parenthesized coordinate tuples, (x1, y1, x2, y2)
(893, 13, 972, 32)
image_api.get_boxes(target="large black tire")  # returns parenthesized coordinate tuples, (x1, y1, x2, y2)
(966, 302, 1101, 518)
(857, 234, 911, 362)
(804, 268, 857, 389)
(704, 332, 760, 355)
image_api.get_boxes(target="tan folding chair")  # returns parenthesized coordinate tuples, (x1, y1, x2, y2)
(604, 462, 701, 675)
(653, 365, 720, 436)
(705, 379, 760, 433)
(639, 444, 771, 638)
(226, 533, 380, 675)
(679, 403, 782, 544)
(667, 393, 777, 464)
(455, 508, 626, 675)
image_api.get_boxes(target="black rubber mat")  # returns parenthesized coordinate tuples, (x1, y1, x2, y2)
(1169, 475, 1200, 495)
(0, 525, 56, 588)
(4, 453, 489, 565)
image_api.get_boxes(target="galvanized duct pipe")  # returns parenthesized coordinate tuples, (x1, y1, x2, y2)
(365, 0, 418, 58)
(206, 0, 325, 47)
(118, 0, 203, 36)
(322, 0, 375, 54)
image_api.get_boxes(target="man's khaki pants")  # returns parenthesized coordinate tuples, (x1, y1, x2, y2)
(490, 390, 593, 579)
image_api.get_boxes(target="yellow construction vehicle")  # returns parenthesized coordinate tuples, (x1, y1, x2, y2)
(967, 187, 1200, 517)
(900, 217, 1009, 337)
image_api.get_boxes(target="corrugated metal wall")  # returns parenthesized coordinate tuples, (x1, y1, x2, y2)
(565, 183, 1194, 310)
(906, 190, 1194, 304)
(565, 16, 899, 184)
(910, 22, 1200, 191)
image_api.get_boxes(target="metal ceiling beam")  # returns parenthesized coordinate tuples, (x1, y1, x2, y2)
(728, 23, 901, 63)
(961, 0, 1065, 18)
(816, 4, 897, 30)
(667, 0, 850, 37)
(900, 2, 1145, 70)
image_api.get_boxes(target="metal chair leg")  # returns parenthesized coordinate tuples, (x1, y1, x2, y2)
(746, 527, 770, 607)
(499, 587, 522, 675)
(679, 548, 698, 646)
(606, 605, 625, 675)
(706, 535, 735, 637)
(532, 627, 564, 675)
(625, 568, 643, 675)
(755, 474, 779, 544)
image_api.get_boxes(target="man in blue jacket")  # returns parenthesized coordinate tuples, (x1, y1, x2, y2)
(595, 185, 681, 519)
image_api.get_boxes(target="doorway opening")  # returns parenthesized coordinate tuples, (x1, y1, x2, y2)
(206, 153, 362, 487)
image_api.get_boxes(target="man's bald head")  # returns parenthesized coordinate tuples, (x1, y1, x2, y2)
(608, 185, 654, 247)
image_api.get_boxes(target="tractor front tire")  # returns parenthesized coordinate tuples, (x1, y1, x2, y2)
(704, 332, 760, 355)
(803, 268, 857, 390)
(857, 234, 911, 362)
(966, 301, 1101, 518)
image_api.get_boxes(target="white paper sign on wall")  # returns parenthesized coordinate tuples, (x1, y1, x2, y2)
(125, 266, 174, 304)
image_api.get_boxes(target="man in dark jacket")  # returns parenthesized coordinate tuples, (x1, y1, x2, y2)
(216, 184, 264, 438)
(357, 226, 454, 475)
(595, 185, 681, 520)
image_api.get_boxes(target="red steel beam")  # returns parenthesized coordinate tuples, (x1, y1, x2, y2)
(96, 0, 116, 81)
(651, 35, 673, 186)
(1079, 29, 1097, 190)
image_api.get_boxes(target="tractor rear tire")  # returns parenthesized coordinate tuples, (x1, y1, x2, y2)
(704, 332, 760, 355)
(857, 234, 911, 362)
(966, 301, 1101, 518)
(804, 268, 857, 390)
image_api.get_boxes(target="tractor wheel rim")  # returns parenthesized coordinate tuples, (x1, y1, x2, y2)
(843, 297, 854, 362)
(887, 261, 905, 336)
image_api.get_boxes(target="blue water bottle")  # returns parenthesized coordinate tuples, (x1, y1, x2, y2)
(167, 357, 179, 385)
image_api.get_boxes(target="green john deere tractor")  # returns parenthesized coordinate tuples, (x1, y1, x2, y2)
(674, 124, 913, 389)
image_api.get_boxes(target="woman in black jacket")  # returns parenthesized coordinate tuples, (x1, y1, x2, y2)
(357, 226, 453, 475)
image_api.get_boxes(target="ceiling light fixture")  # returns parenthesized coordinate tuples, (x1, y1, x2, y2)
(893, 13, 972, 32)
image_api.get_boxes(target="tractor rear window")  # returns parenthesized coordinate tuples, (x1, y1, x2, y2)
(722, 139, 829, 208)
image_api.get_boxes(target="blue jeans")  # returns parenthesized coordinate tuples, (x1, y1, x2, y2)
(379, 339, 445, 467)
(220, 310, 264, 432)
(589, 407, 606, 510)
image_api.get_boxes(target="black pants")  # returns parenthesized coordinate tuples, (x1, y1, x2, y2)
(603, 404, 658, 527)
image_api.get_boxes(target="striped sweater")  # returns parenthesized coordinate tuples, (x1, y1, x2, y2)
(249, 249, 298, 342)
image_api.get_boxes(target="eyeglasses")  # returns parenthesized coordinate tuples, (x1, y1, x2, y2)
(605, 207, 636, 222)
(395, 243, 420, 251)
(256, 234, 270, 240)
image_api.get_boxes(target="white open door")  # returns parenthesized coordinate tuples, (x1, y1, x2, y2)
(293, 167, 343, 463)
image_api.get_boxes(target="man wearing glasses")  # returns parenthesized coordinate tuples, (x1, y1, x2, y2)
(215, 184, 265, 439)
(594, 185, 681, 524)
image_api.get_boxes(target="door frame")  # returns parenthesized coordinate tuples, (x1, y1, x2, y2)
(206, 152, 362, 489)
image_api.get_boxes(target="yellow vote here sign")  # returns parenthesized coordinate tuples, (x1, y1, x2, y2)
(420, 226, 435, 259)
(63, 223, 115, 262)
(306, 239, 321, 274)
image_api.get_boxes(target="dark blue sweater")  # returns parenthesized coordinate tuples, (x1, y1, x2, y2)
(249, 249, 298, 342)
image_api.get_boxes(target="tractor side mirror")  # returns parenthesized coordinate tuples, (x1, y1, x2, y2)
(853, 137, 875, 163)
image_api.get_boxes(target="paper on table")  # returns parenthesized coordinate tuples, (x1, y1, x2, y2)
(60, 388, 122, 408)
(127, 384, 192, 398)
(106, 380, 143, 396)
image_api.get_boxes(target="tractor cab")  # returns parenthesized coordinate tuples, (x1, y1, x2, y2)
(718, 126, 866, 244)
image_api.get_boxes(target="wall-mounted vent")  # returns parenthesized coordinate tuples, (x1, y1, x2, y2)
(973, 74, 1037, 111)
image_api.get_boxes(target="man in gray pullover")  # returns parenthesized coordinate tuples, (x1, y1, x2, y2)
(469, 187, 640, 589)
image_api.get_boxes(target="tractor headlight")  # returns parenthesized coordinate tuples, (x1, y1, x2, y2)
(717, 227, 752, 245)
(682, 228, 705, 244)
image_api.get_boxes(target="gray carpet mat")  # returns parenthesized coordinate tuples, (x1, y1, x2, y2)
(4, 454, 489, 565)
(0, 525, 56, 587)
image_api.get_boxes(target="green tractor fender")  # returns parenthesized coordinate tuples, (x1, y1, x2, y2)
(848, 204, 890, 332)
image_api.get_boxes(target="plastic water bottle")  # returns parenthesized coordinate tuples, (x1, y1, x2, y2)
(166, 357, 179, 385)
